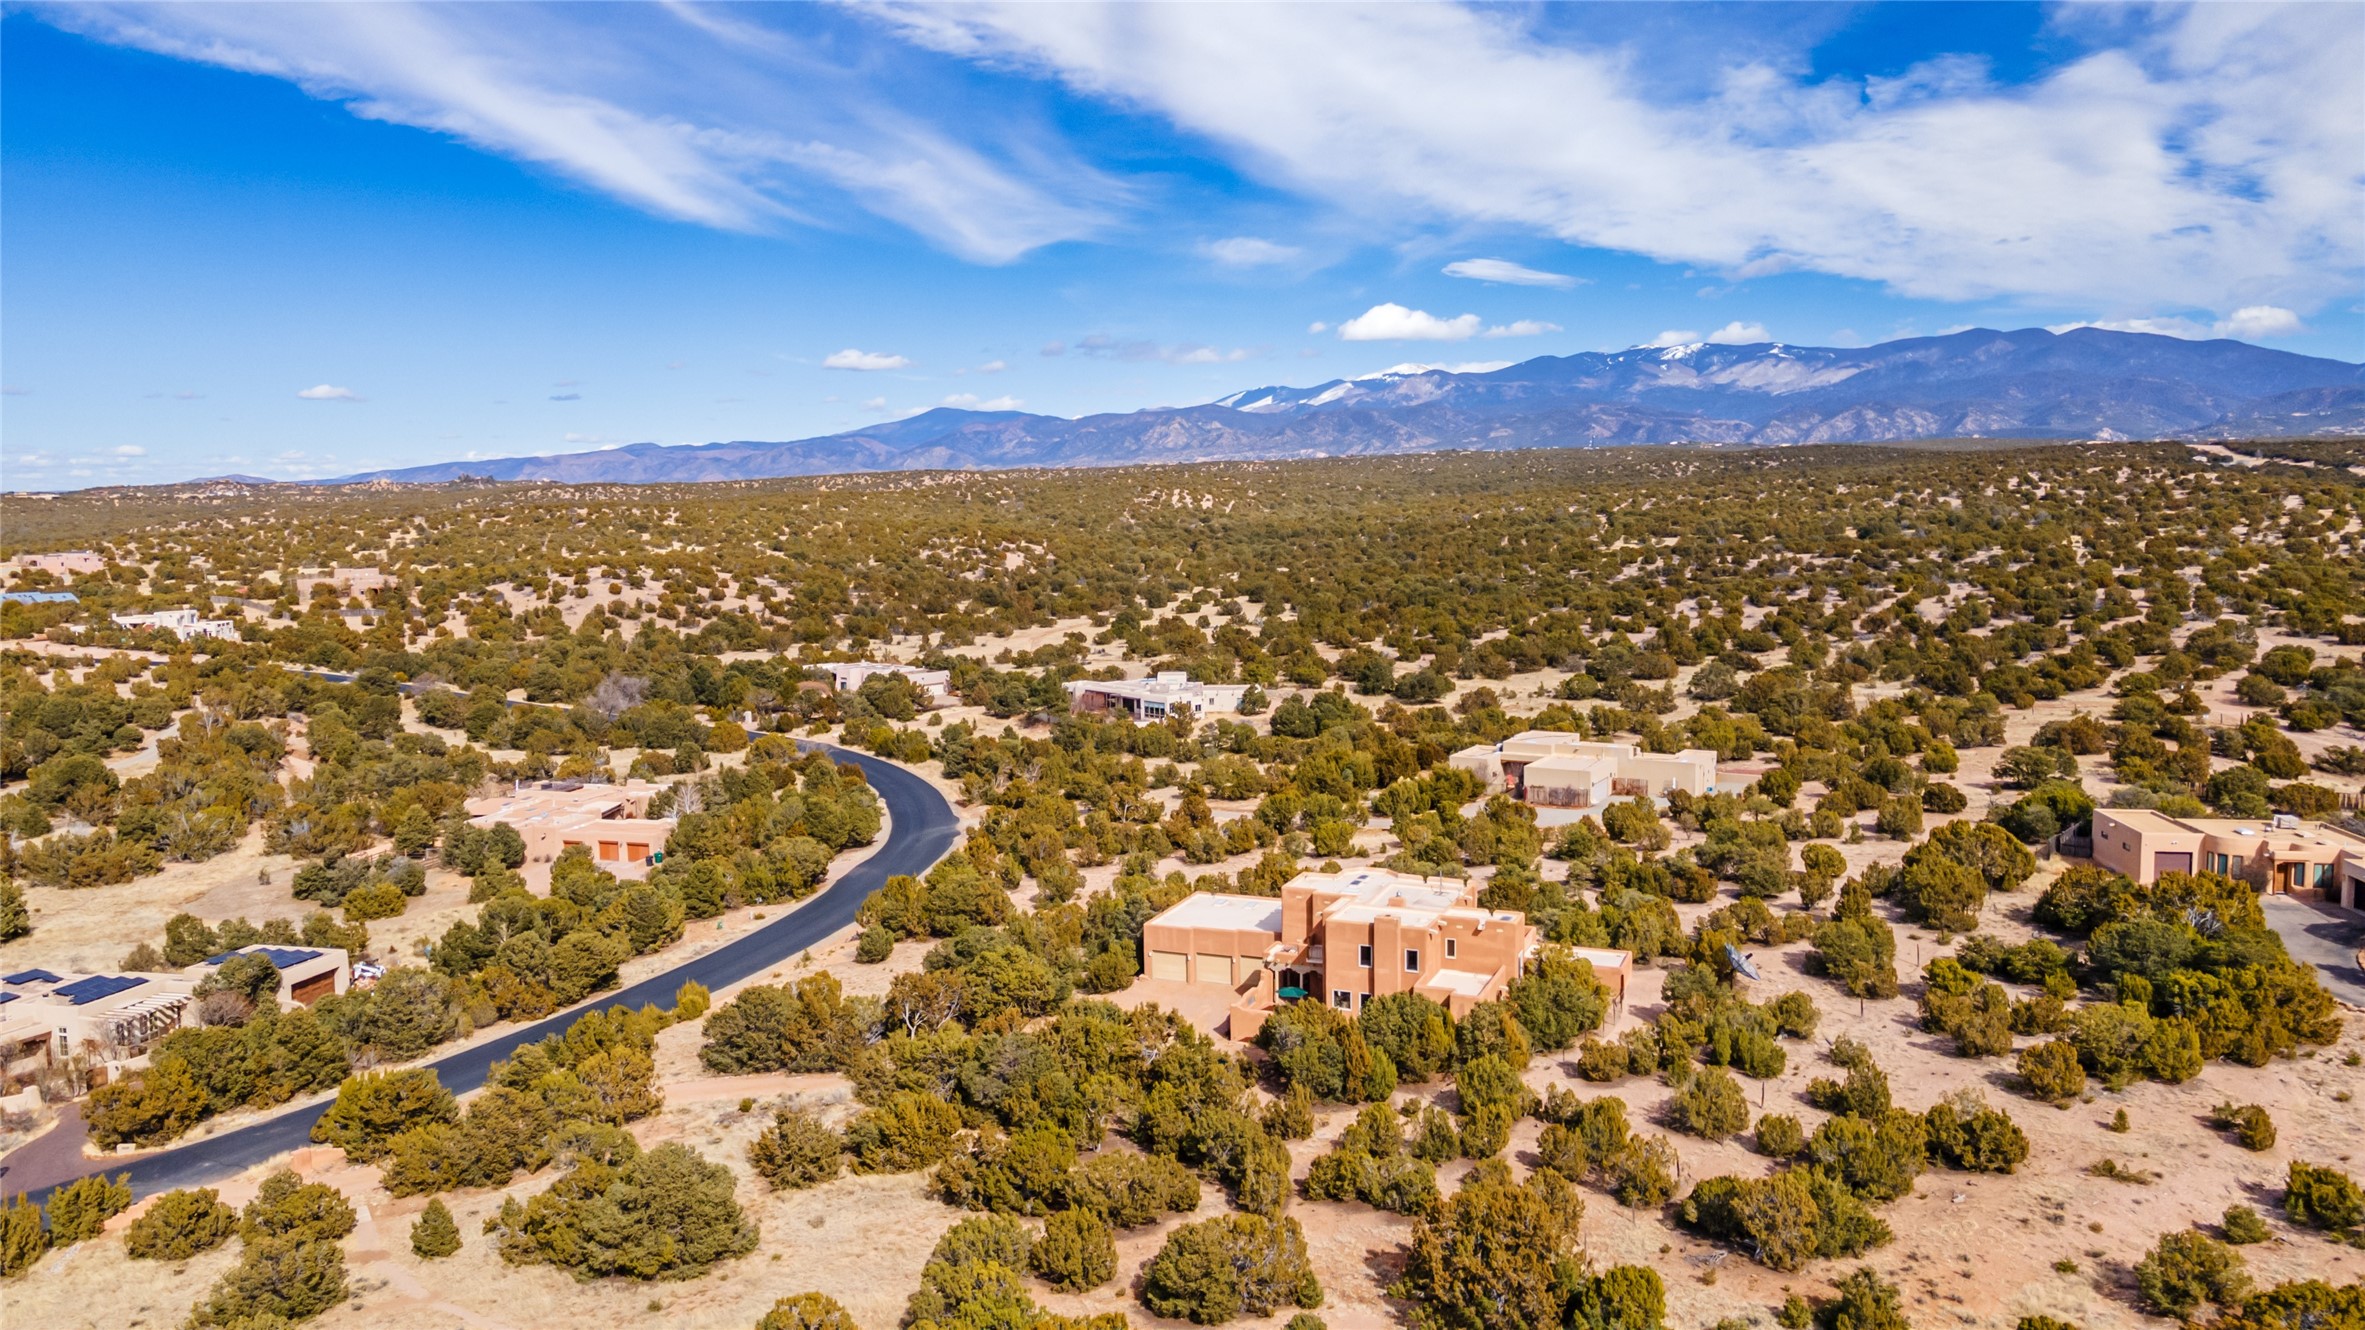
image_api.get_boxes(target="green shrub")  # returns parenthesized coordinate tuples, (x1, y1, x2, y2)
(1923, 1096, 2030, 1174)
(2018, 1040, 2085, 1103)
(2135, 1230, 2250, 1316)
(855, 925, 894, 963)
(1261, 1085, 1315, 1141)
(1755, 1114, 1805, 1158)
(488, 1141, 756, 1280)
(1569, 1264, 1666, 1330)
(1031, 1207, 1117, 1292)
(1396, 1161, 1583, 1328)
(757, 1293, 860, 1330)
(1142, 1212, 1322, 1324)
(311, 1068, 458, 1163)
(241, 1170, 357, 1245)
(410, 1198, 461, 1258)
(749, 1108, 843, 1190)
(2015, 1318, 2078, 1330)
(189, 1237, 348, 1327)
(124, 1187, 237, 1260)
(0, 1196, 47, 1278)
(1459, 1103, 1513, 1159)
(2210, 1103, 2277, 1152)
(1815, 1266, 1909, 1330)
(1675, 1066, 1750, 1140)
(1610, 1135, 1679, 1208)
(672, 979, 711, 1021)
(1070, 1151, 1201, 1228)
(2223, 1206, 2272, 1245)
(2284, 1161, 2364, 1232)
(45, 1172, 133, 1245)
(844, 1091, 963, 1173)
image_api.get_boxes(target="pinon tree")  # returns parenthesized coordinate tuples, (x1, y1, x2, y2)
(410, 1198, 461, 1259)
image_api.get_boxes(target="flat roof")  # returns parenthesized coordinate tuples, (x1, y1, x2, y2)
(1152, 893, 1283, 934)
(1425, 969, 1493, 996)
(205, 947, 325, 970)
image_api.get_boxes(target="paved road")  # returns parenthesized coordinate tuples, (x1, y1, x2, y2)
(2261, 892, 2365, 1007)
(4, 741, 957, 1205)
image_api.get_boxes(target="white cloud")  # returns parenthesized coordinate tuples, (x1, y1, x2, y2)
(44, 2, 1120, 263)
(295, 383, 361, 400)
(1706, 321, 1770, 344)
(1643, 330, 1701, 348)
(1073, 334, 1252, 363)
(1337, 303, 1482, 341)
(1306, 321, 1328, 334)
(562, 431, 605, 443)
(975, 359, 1008, 373)
(823, 348, 912, 371)
(862, 396, 888, 411)
(1203, 236, 1302, 267)
(892, 4, 2363, 311)
(1443, 257, 1578, 288)
(2214, 305, 2303, 339)
(1442, 360, 1513, 374)
(2045, 316, 2209, 339)
(943, 392, 1024, 410)
(113, 445, 147, 457)
(1482, 319, 1562, 339)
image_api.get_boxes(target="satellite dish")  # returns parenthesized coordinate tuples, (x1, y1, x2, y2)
(1724, 943, 1763, 981)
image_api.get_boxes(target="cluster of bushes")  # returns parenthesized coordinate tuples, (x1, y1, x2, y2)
(935, 1122, 1203, 1229)
(1302, 1103, 1451, 1216)
(898, 1214, 1131, 1329)
(186, 1170, 357, 1327)
(1531, 1089, 1682, 1209)
(2034, 866, 2342, 1071)
(377, 998, 674, 1195)
(1394, 1159, 1666, 1330)
(488, 1135, 755, 1280)
(1684, 1045, 2025, 1270)
(86, 1001, 351, 1148)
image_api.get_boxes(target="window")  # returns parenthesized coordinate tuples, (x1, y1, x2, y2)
(1404, 949, 1421, 972)
(1357, 945, 1372, 968)
(1333, 990, 1352, 1009)
(1444, 938, 1457, 959)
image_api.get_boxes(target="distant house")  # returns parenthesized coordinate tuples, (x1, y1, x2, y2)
(0, 591, 78, 605)
(111, 607, 242, 642)
(1065, 672, 1249, 723)
(2091, 809, 2365, 908)
(1140, 866, 1630, 1041)
(0, 967, 197, 1086)
(1451, 731, 1719, 807)
(20, 551, 105, 578)
(186, 945, 351, 1007)
(465, 779, 675, 890)
(827, 660, 954, 706)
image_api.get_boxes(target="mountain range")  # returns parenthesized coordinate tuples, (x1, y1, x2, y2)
(329, 327, 2364, 485)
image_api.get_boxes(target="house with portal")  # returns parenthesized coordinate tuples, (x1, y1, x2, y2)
(1140, 866, 1631, 1041)
(2091, 808, 2365, 909)
(1450, 731, 1719, 807)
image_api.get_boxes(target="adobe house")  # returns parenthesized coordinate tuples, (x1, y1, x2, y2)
(826, 660, 955, 706)
(1064, 672, 1249, 723)
(2091, 808, 2365, 908)
(1450, 731, 1719, 808)
(0, 967, 197, 1087)
(464, 779, 675, 890)
(1140, 867, 1631, 1041)
(187, 945, 352, 1007)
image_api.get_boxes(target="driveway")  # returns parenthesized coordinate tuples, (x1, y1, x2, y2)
(2260, 892, 2365, 1006)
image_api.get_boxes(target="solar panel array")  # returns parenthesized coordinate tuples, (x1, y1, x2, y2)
(204, 948, 321, 969)
(52, 975, 148, 1006)
(2, 969, 63, 986)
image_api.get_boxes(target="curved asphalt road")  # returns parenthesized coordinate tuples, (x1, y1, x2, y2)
(10, 741, 957, 1204)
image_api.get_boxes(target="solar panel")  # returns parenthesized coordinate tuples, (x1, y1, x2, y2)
(0, 993, 16, 1005)
(204, 948, 320, 969)
(1, 969, 62, 986)
(53, 976, 148, 1006)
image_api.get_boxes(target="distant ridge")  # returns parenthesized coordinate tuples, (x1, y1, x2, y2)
(326, 327, 2363, 486)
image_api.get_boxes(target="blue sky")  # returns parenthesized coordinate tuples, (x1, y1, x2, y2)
(3, 1, 2359, 486)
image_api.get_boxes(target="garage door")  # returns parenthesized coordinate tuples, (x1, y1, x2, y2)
(2155, 852, 2192, 876)
(1147, 951, 1188, 983)
(1195, 954, 1234, 986)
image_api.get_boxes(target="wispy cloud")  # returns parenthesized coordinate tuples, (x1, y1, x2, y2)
(1643, 321, 1770, 348)
(114, 445, 147, 457)
(823, 348, 912, 371)
(1443, 258, 1579, 289)
(942, 392, 1023, 410)
(45, 1, 1121, 262)
(295, 383, 361, 401)
(548, 392, 582, 401)
(1482, 319, 1561, 339)
(1073, 334, 1252, 364)
(1202, 236, 1301, 268)
(890, 3, 2363, 313)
